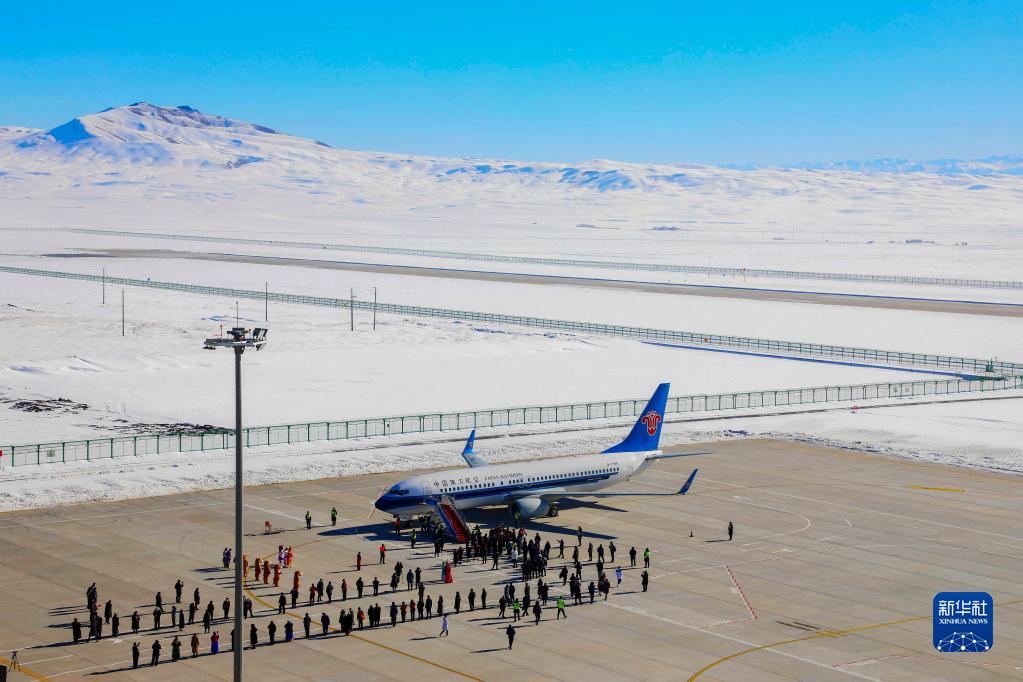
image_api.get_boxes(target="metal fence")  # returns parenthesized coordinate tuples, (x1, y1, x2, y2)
(13, 227, 1020, 290)
(1, 264, 1019, 378)
(6, 375, 1020, 466)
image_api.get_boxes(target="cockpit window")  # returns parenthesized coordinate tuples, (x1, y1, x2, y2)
(389, 486, 409, 496)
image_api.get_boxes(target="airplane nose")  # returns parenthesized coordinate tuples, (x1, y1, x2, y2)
(374, 495, 390, 512)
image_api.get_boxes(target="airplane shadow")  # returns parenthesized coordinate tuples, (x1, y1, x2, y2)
(317, 522, 405, 542)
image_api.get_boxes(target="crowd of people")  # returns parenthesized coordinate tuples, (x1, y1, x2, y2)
(64, 508, 698, 670)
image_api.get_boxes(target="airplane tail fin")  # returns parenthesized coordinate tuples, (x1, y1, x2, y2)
(602, 383, 670, 454)
(460, 429, 489, 468)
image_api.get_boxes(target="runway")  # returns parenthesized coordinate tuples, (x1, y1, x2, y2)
(68, 248, 1023, 318)
(2, 438, 1021, 680)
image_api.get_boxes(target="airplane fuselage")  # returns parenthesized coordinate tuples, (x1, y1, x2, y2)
(374, 451, 653, 517)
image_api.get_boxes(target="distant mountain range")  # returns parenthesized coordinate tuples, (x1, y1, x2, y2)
(2, 102, 1019, 178)
(723, 156, 1023, 176)
(1, 103, 1019, 233)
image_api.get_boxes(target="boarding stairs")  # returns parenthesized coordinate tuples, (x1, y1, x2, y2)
(428, 495, 470, 542)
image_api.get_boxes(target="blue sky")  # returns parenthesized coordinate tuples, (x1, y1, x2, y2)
(1, 1, 1020, 164)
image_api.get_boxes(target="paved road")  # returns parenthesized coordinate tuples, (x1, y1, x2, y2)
(72, 248, 1023, 317)
(2, 438, 1021, 680)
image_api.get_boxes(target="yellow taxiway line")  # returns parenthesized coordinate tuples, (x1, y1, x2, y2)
(688, 598, 1023, 681)
(0, 655, 53, 682)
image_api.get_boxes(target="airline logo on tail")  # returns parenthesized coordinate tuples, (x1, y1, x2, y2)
(641, 410, 661, 436)
(602, 383, 669, 454)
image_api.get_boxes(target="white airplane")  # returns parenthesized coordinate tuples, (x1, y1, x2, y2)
(374, 384, 703, 529)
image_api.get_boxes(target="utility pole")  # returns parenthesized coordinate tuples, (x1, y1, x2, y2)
(236, 301, 239, 327)
(350, 288, 354, 331)
(121, 289, 125, 336)
(102, 268, 106, 304)
(373, 287, 377, 331)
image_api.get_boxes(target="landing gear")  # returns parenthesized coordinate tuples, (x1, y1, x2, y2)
(547, 503, 560, 518)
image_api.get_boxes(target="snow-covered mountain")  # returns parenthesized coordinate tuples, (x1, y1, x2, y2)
(5, 102, 331, 167)
(1, 103, 1021, 237)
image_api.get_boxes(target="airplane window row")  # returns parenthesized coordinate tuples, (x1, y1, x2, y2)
(525, 466, 619, 483)
(441, 480, 524, 493)
(439, 467, 619, 493)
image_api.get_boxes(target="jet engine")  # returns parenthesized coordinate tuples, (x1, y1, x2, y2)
(512, 497, 552, 519)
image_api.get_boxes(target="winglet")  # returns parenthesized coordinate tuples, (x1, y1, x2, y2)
(679, 468, 698, 495)
(460, 430, 489, 468)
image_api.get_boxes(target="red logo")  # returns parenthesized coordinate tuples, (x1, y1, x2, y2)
(641, 410, 662, 436)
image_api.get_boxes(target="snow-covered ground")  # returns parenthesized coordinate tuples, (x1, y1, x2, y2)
(1, 396, 1019, 513)
(2, 270, 967, 444)
(7, 229, 1023, 303)
(2, 249, 1021, 361)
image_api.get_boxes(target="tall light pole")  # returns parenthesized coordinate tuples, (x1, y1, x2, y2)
(203, 327, 268, 682)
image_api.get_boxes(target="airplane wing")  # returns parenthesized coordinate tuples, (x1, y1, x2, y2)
(460, 430, 489, 468)
(505, 469, 698, 500)
(645, 450, 711, 461)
